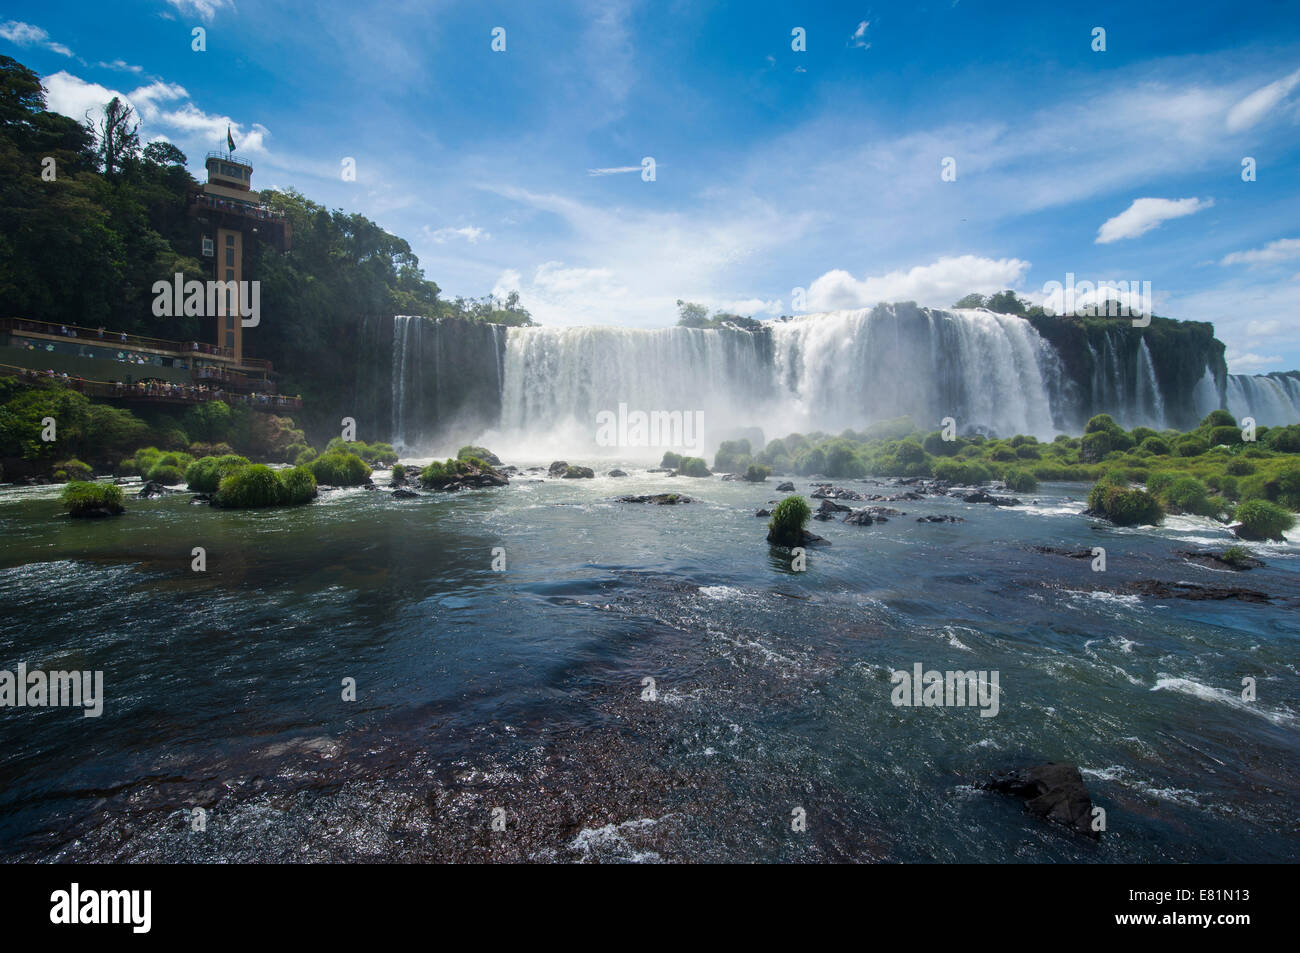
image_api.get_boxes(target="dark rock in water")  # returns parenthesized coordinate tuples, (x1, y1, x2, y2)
(363, 483, 379, 491)
(755, 508, 772, 518)
(775, 481, 795, 492)
(423, 460, 510, 492)
(499, 465, 519, 475)
(1178, 548, 1265, 571)
(607, 469, 628, 477)
(916, 514, 964, 523)
(721, 472, 744, 481)
(526, 466, 545, 473)
(548, 461, 569, 477)
(843, 508, 874, 525)
(391, 488, 420, 499)
(1124, 580, 1270, 603)
(1031, 545, 1094, 559)
(646, 467, 671, 473)
(811, 484, 865, 502)
(818, 498, 851, 513)
(963, 490, 1022, 506)
(665, 471, 677, 478)
(616, 493, 694, 504)
(768, 527, 830, 547)
(189, 494, 212, 505)
(137, 481, 178, 499)
(562, 465, 595, 479)
(981, 763, 1098, 839)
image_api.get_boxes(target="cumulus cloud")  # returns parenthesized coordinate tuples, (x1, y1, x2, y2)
(1226, 67, 1300, 133)
(1219, 237, 1300, 267)
(0, 20, 73, 57)
(805, 255, 1030, 311)
(1095, 197, 1212, 244)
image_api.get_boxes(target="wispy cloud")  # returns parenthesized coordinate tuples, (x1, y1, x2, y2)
(1219, 237, 1300, 266)
(1226, 66, 1300, 132)
(426, 225, 490, 244)
(1095, 197, 1213, 244)
(0, 20, 73, 57)
(848, 21, 871, 50)
(164, 0, 235, 23)
(587, 165, 641, 176)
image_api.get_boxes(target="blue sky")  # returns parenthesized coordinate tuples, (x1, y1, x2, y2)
(4, 0, 1300, 372)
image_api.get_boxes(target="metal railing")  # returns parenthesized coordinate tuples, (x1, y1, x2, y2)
(0, 317, 273, 372)
(0, 362, 301, 410)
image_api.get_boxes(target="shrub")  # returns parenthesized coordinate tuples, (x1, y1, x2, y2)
(214, 465, 284, 508)
(1139, 436, 1170, 455)
(52, 458, 93, 482)
(990, 445, 1017, 462)
(1015, 444, 1042, 460)
(185, 454, 251, 492)
(767, 495, 811, 546)
(1080, 431, 1114, 462)
(294, 447, 318, 466)
(1175, 436, 1208, 457)
(660, 451, 683, 469)
(1004, 468, 1039, 493)
(309, 451, 372, 487)
(1145, 471, 1176, 497)
(1087, 481, 1164, 526)
(743, 464, 771, 482)
(793, 446, 827, 475)
(391, 463, 407, 483)
(1263, 424, 1300, 453)
(60, 481, 124, 517)
(1232, 500, 1295, 541)
(676, 456, 711, 477)
(1207, 425, 1242, 447)
(147, 464, 185, 486)
(1164, 476, 1216, 516)
(922, 431, 963, 456)
(277, 466, 318, 505)
(1276, 466, 1300, 510)
(1219, 545, 1255, 568)
(933, 458, 994, 484)
(714, 439, 752, 472)
(825, 441, 868, 477)
(1224, 459, 1255, 476)
(1199, 410, 1237, 430)
(457, 445, 501, 466)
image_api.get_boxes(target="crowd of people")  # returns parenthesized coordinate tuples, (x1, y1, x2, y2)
(8, 366, 300, 408)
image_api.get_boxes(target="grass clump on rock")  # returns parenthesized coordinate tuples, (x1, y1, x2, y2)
(676, 456, 712, 477)
(60, 481, 124, 517)
(743, 464, 771, 482)
(1232, 499, 1295, 541)
(309, 451, 372, 487)
(457, 445, 502, 466)
(186, 454, 252, 493)
(767, 495, 811, 546)
(213, 465, 318, 508)
(1086, 477, 1165, 526)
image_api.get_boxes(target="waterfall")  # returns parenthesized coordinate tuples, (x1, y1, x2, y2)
(1226, 372, 1300, 426)
(1136, 339, 1165, 430)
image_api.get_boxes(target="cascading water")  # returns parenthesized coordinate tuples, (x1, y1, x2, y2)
(382, 305, 1298, 454)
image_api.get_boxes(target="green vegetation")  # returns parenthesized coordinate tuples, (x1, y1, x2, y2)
(743, 463, 771, 482)
(51, 458, 93, 482)
(675, 300, 764, 330)
(767, 496, 811, 546)
(1219, 545, 1256, 568)
(212, 464, 317, 508)
(60, 481, 124, 517)
(675, 456, 712, 477)
(660, 451, 683, 469)
(324, 439, 398, 467)
(1232, 500, 1295, 541)
(185, 454, 252, 493)
(714, 439, 752, 472)
(456, 445, 501, 466)
(309, 451, 372, 486)
(391, 463, 407, 483)
(1086, 479, 1165, 526)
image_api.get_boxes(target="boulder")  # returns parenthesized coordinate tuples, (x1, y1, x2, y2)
(607, 469, 628, 477)
(963, 490, 1022, 506)
(189, 494, 212, 505)
(755, 508, 772, 517)
(562, 465, 595, 479)
(917, 514, 964, 523)
(391, 488, 420, 499)
(422, 459, 510, 492)
(776, 481, 795, 492)
(814, 498, 851, 520)
(980, 763, 1098, 839)
(616, 493, 694, 504)
(766, 528, 829, 547)
(843, 508, 875, 525)
(548, 461, 569, 477)
(137, 481, 177, 499)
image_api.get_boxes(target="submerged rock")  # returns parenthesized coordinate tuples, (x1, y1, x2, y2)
(963, 490, 1022, 506)
(188, 494, 212, 505)
(1178, 548, 1265, 571)
(616, 493, 694, 504)
(767, 528, 829, 547)
(607, 469, 628, 477)
(391, 488, 420, 499)
(916, 514, 964, 523)
(755, 508, 772, 517)
(980, 763, 1098, 839)
(1124, 580, 1270, 603)
(137, 481, 178, 498)
(1031, 545, 1094, 559)
(776, 481, 795, 492)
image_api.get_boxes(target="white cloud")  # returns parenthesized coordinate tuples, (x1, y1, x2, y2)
(587, 166, 641, 176)
(849, 21, 870, 50)
(1225, 350, 1284, 373)
(164, 0, 235, 23)
(715, 297, 783, 316)
(1226, 67, 1300, 133)
(0, 20, 73, 57)
(426, 225, 489, 244)
(805, 255, 1030, 311)
(1095, 197, 1212, 244)
(1219, 237, 1300, 267)
(96, 59, 146, 75)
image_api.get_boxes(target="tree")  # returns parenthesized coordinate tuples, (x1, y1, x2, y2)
(142, 140, 187, 167)
(92, 96, 140, 181)
(953, 293, 986, 309)
(676, 299, 709, 327)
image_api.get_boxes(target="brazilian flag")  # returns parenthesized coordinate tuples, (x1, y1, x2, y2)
(227, 126, 236, 152)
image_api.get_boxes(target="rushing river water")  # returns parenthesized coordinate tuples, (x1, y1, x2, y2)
(1, 469, 1297, 862)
